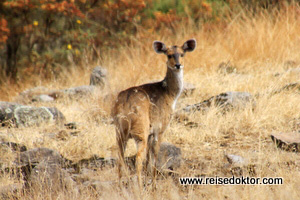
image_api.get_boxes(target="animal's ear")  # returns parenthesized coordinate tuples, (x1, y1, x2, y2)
(153, 41, 167, 54)
(182, 39, 197, 52)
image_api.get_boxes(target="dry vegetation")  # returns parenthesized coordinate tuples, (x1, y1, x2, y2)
(0, 6, 300, 200)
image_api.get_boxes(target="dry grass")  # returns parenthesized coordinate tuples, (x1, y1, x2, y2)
(1, 6, 300, 200)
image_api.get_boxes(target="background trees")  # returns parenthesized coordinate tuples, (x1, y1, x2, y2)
(0, 0, 294, 83)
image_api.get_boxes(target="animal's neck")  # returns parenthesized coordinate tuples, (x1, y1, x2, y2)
(163, 66, 184, 109)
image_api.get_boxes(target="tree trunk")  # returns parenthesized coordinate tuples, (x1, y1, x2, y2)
(6, 29, 20, 81)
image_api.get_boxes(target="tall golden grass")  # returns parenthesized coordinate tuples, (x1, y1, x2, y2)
(0, 4, 300, 200)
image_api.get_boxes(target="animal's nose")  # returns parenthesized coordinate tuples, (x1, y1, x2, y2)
(175, 64, 181, 69)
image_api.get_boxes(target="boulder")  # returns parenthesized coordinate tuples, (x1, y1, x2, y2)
(46, 107, 66, 122)
(225, 154, 247, 166)
(51, 66, 108, 99)
(0, 102, 21, 125)
(0, 142, 27, 152)
(271, 132, 300, 152)
(15, 86, 54, 104)
(157, 142, 181, 171)
(28, 161, 75, 192)
(0, 102, 65, 127)
(15, 147, 65, 167)
(73, 155, 116, 173)
(32, 94, 54, 102)
(15, 66, 107, 103)
(182, 91, 254, 113)
(61, 85, 95, 99)
(12, 147, 73, 183)
(15, 106, 65, 127)
(90, 66, 107, 88)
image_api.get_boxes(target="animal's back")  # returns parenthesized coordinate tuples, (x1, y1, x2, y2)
(112, 81, 173, 137)
(112, 86, 152, 140)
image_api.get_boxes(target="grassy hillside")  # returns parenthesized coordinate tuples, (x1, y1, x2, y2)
(0, 4, 300, 200)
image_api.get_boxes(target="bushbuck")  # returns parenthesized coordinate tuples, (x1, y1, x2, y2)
(112, 39, 196, 187)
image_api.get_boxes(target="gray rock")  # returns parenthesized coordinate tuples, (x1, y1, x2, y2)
(0, 102, 65, 127)
(90, 66, 107, 87)
(15, 106, 51, 127)
(157, 142, 181, 171)
(32, 94, 54, 102)
(120, 142, 181, 173)
(16, 66, 108, 103)
(73, 155, 116, 173)
(15, 147, 64, 166)
(62, 85, 95, 99)
(29, 162, 62, 184)
(14, 86, 57, 104)
(0, 142, 27, 152)
(28, 161, 75, 192)
(182, 91, 255, 113)
(10, 148, 73, 187)
(16, 70, 104, 102)
(15, 106, 65, 127)
(46, 107, 66, 123)
(225, 154, 247, 166)
(0, 102, 21, 125)
(37, 85, 96, 100)
(271, 132, 300, 152)
(15, 85, 95, 103)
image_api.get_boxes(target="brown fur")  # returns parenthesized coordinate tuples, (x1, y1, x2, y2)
(112, 39, 196, 187)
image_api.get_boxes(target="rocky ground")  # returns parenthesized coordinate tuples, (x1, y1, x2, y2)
(0, 64, 299, 199)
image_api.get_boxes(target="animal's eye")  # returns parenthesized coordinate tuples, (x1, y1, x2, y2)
(181, 54, 184, 57)
(167, 55, 172, 59)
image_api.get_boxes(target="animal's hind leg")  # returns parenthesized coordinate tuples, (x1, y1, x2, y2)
(145, 133, 154, 174)
(135, 138, 147, 189)
(116, 129, 127, 184)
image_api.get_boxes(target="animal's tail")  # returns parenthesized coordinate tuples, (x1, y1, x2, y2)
(115, 114, 130, 140)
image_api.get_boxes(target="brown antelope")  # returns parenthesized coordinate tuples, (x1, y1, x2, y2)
(112, 39, 196, 186)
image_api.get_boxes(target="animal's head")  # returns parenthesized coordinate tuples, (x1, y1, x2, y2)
(153, 39, 196, 71)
